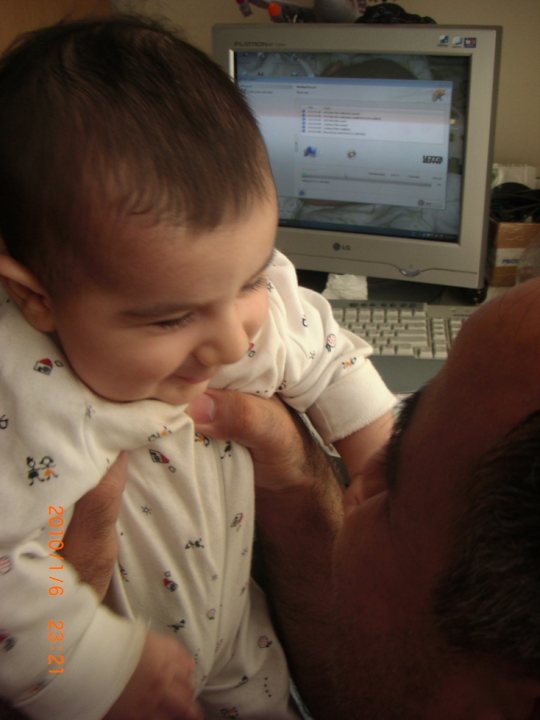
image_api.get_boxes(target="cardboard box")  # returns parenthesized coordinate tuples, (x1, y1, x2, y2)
(489, 220, 540, 286)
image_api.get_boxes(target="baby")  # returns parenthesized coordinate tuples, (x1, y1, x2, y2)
(0, 15, 395, 720)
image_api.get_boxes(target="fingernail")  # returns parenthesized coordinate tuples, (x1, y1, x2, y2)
(187, 394, 216, 423)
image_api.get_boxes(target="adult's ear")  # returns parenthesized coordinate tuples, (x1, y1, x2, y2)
(0, 254, 56, 333)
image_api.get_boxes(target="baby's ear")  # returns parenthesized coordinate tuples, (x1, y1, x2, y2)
(0, 254, 56, 332)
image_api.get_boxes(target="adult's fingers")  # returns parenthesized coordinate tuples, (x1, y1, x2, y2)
(62, 452, 128, 599)
(188, 391, 324, 491)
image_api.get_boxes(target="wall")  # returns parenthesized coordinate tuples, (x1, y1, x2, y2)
(114, 0, 540, 177)
(0, 0, 111, 53)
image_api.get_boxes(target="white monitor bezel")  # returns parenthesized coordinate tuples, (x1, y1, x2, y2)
(213, 23, 501, 290)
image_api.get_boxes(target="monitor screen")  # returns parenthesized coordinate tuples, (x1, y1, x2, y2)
(213, 24, 501, 292)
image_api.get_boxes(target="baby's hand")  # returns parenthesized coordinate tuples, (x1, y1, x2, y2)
(103, 631, 202, 720)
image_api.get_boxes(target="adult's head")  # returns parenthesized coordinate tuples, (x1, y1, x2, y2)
(335, 277, 540, 718)
(0, 14, 271, 296)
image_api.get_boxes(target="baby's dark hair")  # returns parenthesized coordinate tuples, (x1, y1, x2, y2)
(0, 15, 272, 292)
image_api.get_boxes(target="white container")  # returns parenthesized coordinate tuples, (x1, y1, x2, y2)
(515, 233, 540, 284)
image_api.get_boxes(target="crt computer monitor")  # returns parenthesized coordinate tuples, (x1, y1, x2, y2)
(213, 23, 501, 296)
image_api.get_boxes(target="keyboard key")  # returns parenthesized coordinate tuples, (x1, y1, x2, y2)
(396, 345, 415, 356)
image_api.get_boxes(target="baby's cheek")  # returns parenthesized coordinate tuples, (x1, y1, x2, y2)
(247, 292, 270, 339)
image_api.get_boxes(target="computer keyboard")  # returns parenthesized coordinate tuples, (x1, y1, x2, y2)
(330, 299, 478, 394)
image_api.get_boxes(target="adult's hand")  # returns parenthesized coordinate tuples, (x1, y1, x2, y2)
(64, 394, 327, 594)
(62, 452, 128, 600)
(187, 391, 329, 492)
(0, 699, 26, 719)
(188, 390, 343, 719)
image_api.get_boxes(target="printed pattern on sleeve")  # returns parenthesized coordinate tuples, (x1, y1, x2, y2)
(213, 250, 396, 442)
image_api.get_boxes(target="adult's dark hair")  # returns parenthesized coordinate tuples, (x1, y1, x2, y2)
(0, 15, 271, 292)
(433, 410, 540, 676)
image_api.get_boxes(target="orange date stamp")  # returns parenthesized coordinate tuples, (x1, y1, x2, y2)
(47, 620, 65, 675)
(47, 505, 65, 675)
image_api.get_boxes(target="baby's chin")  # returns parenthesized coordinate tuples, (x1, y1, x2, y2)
(82, 377, 210, 407)
(148, 378, 211, 407)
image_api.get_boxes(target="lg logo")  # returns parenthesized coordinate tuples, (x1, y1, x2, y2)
(333, 242, 351, 252)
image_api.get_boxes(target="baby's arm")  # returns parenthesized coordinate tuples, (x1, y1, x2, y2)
(65, 463, 202, 720)
(3, 462, 201, 720)
(3, 565, 200, 720)
(1, 555, 144, 720)
(62, 456, 202, 720)
(332, 409, 394, 486)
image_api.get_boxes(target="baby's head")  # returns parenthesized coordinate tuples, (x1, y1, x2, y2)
(0, 15, 277, 405)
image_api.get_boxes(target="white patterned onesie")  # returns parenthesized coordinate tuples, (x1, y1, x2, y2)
(0, 251, 395, 720)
